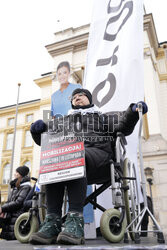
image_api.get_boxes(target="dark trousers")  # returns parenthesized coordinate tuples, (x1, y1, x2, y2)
(46, 146, 111, 217)
(46, 177, 87, 216)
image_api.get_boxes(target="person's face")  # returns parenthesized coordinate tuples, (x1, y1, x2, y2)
(14, 171, 22, 179)
(57, 66, 70, 85)
(72, 93, 90, 107)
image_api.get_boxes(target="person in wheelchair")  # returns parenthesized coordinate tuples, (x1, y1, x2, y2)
(0, 166, 31, 240)
(29, 88, 148, 245)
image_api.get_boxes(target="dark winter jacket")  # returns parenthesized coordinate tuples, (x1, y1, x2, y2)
(31, 104, 139, 184)
(0, 176, 31, 240)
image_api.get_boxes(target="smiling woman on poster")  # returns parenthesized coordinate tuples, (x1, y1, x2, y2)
(51, 61, 82, 118)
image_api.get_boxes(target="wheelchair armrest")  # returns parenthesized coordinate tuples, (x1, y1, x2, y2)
(116, 132, 127, 146)
(115, 132, 127, 162)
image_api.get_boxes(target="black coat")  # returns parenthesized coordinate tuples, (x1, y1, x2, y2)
(0, 176, 31, 240)
(31, 104, 139, 184)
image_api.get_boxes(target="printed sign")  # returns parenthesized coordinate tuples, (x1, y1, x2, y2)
(39, 132, 85, 184)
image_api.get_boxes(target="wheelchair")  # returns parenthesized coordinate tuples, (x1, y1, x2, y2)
(14, 131, 140, 244)
(14, 177, 46, 243)
(84, 131, 140, 243)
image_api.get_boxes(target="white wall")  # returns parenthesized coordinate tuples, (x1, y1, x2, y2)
(157, 80, 167, 140)
(41, 85, 52, 100)
(144, 56, 161, 135)
(144, 30, 151, 49)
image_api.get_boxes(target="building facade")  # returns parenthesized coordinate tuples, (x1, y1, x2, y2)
(0, 13, 167, 233)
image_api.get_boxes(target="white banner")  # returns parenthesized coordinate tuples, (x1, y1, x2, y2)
(83, 0, 144, 227)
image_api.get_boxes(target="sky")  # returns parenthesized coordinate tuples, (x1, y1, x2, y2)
(0, 0, 166, 108)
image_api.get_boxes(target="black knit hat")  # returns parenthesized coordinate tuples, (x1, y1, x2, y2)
(16, 165, 29, 177)
(71, 88, 92, 107)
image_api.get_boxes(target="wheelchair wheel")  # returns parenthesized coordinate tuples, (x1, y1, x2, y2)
(14, 212, 39, 243)
(100, 208, 126, 243)
(123, 158, 140, 241)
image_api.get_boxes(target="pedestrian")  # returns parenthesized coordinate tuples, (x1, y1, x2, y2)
(0, 165, 31, 240)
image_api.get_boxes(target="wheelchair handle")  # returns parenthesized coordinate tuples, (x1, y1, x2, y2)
(137, 102, 143, 113)
(137, 102, 143, 139)
(31, 177, 38, 182)
(137, 103, 149, 207)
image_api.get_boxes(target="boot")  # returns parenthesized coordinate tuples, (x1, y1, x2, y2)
(57, 212, 85, 245)
(29, 213, 61, 245)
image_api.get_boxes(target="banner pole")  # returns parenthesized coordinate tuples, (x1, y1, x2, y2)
(8, 83, 21, 193)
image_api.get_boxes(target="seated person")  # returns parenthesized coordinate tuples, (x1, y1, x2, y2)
(29, 88, 148, 245)
(0, 166, 31, 240)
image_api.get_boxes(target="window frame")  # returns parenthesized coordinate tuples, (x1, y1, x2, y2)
(2, 163, 11, 185)
(7, 117, 15, 127)
(24, 130, 33, 148)
(6, 133, 14, 150)
(26, 113, 34, 124)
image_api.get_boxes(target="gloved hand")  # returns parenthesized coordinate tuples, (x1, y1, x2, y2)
(132, 101, 148, 115)
(30, 119, 46, 134)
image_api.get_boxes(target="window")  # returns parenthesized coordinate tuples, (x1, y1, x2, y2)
(25, 131, 33, 147)
(6, 133, 14, 150)
(26, 114, 33, 123)
(8, 118, 15, 126)
(3, 163, 11, 184)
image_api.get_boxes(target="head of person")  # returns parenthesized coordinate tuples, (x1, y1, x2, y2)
(11, 165, 29, 188)
(56, 61, 71, 85)
(14, 165, 29, 179)
(71, 88, 92, 109)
